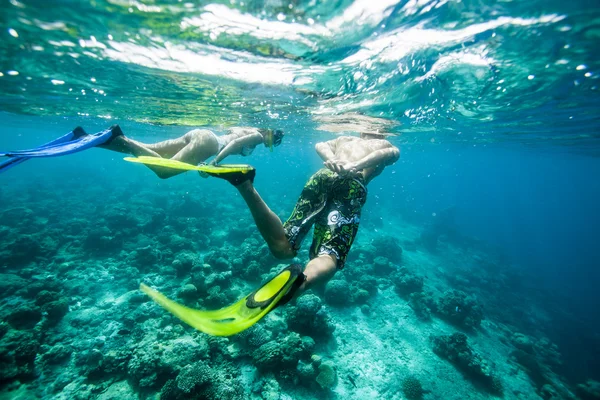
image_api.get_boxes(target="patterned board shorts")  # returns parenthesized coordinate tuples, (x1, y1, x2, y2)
(283, 168, 367, 269)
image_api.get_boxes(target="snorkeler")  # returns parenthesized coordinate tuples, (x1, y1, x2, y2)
(0, 124, 284, 177)
(100, 125, 284, 179)
(137, 132, 400, 336)
(233, 132, 400, 296)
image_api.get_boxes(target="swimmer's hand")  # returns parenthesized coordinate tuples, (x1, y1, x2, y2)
(324, 160, 359, 177)
(198, 162, 210, 178)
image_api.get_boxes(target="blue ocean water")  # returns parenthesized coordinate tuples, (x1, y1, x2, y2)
(1, 0, 599, 399)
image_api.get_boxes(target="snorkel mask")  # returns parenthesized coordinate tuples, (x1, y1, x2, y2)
(264, 129, 284, 152)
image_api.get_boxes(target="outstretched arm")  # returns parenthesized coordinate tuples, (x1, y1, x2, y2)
(213, 133, 263, 164)
(316, 136, 356, 162)
(350, 146, 400, 171)
(315, 140, 337, 162)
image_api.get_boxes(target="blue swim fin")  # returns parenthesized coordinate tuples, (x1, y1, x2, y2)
(0, 127, 86, 173)
(0, 125, 122, 173)
(0, 126, 121, 158)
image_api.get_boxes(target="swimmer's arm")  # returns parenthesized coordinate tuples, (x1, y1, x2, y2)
(213, 133, 263, 164)
(316, 142, 335, 162)
(350, 146, 400, 171)
(316, 137, 351, 161)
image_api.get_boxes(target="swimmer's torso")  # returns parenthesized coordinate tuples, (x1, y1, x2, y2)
(332, 137, 394, 183)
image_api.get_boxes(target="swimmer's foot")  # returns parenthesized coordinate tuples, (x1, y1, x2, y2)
(98, 124, 130, 153)
(72, 126, 87, 138)
(205, 165, 256, 186)
(106, 124, 124, 143)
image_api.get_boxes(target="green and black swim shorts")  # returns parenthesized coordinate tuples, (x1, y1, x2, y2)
(283, 168, 367, 269)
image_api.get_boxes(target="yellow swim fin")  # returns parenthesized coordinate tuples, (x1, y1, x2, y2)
(124, 156, 253, 173)
(140, 264, 305, 336)
(124, 156, 255, 185)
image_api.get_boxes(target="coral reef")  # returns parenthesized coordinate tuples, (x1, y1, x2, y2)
(372, 256, 396, 275)
(0, 153, 587, 400)
(159, 360, 245, 400)
(436, 289, 484, 329)
(576, 380, 600, 400)
(252, 332, 311, 373)
(315, 361, 337, 389)
(324, 279, 350, 306)
(285, 293, 335, 338)
(432, 332, 502, 395)
(391, 266, 424, 297)
(174, 361, 211, 394)
(401, 376, 424, 400)
(371, 236, 403, 264)
(408, 291, 436, 320)
(507, 331, 572, 398)
(0, 328, 39, 382)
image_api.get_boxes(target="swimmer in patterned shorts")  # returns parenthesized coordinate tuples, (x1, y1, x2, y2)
(231, 132, 400, 300)
(282, 168, 367, 270)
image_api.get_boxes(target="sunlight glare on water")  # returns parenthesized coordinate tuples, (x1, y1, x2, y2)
(0, 0, 598, 144)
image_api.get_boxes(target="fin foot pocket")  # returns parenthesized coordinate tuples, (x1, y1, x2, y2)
(73, 126, 87, 138)
(105, 124, 124, 144)
(204, 164, 256, 185)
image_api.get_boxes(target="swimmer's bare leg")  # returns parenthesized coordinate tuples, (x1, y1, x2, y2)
(298, 254, 337, 294)
(100, 126, 195, 179)
(235, 180, 295, 259)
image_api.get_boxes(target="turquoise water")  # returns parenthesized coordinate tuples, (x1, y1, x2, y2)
(1, 1, 600, 399)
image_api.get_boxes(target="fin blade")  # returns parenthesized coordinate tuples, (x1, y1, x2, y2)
(124, 156, 253, 174)
(124, 156, 202, 171)
(139, 265, 302, 336)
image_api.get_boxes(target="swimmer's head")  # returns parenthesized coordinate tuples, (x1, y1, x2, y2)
(261, 129, 285, 151)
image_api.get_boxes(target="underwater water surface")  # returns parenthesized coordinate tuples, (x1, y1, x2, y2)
(0, 0, 599, 399)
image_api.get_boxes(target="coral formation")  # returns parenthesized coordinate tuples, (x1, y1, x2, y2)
(408, 291, 435, 320)
(436, 289, 484, 329)
(0, 147, 587, 400)
(240, 325, 274, 348)
(252, 332, 311, 372)
(391, 266, 424, 296)
(172, 250, 200, 277)
(401, 376, 424, 400)
(0, 328, 39, 382)
(315, 361, 337, 390)
(371, 235, 403, 264)
(576, 380, 600, 400)
(323, 279, 350, 306)
(432, 332, 502, 395)
(175, 361, 211, 394)
(372, 256, 395, 275)
(285, 293, 335, 338)
(127, 345, 167, 388)
(507, 331, 571, 398)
